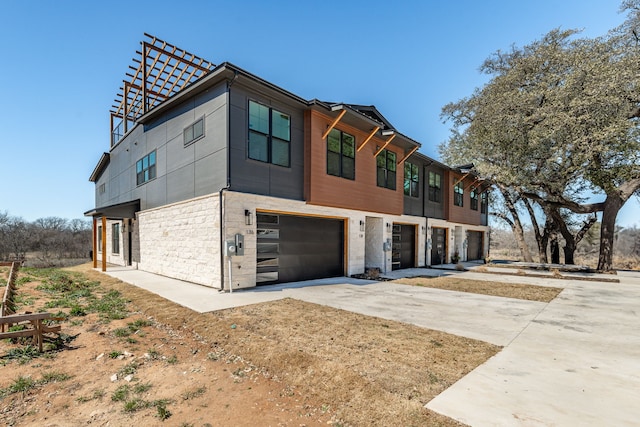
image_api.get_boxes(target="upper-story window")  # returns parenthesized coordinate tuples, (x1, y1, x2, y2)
(453, 180, 464, 207)
(248, 100, 290, 167)
(136, 151, 156, 186)
(481, 191, 488, 214)
(404, 161, 419, 197)
(327, 128, 355, 180)
(428, 171, 442, 203)
(376, 149, 396, 190)
(98, 183, 106, 194)
(470, 187, 479, 210)
(184, 117, 204, 147)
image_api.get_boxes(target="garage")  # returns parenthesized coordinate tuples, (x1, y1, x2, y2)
(392, 224, 416, 270)
(256, 212, 344, 284)
(467, 231, 483, 261)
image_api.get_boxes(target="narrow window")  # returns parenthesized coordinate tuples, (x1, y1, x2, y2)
(112, 223, 120, 254)
(184, 117, 205, 146)
(481, 191, 488, 214)
(98, 183, 106, 194)
(327, 128, 355, 180)
(97, 226, 102, 253)
(403, 161, 419, 197)
(248, 100, 290, 167)
(470, 187, 479, 210)
(136, 150, 157, 186)
(454, 180, 464, 207)
(428, 171, 442, 203)
(376, 149, 396, 190)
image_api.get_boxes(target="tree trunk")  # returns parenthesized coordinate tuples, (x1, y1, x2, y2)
(550, 230, 560, 264)
(597, 195, 624, 271)
(498, 186, 533, 262)
(563, 240, 575, 265)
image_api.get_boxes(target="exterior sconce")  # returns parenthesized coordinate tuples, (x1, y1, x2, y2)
(421, 225, 426, 235)
(386, 222, 392, 232)
(427, 226, 432, 234)
(244, 209, 253, 226)
(359, 220, 365, 232)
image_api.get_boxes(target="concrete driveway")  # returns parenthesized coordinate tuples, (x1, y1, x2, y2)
(102, 266, 640, 426)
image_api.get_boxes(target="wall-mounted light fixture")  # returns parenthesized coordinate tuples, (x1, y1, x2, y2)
(386, 222, 392, 232)
(359, 220, 365, 232)
(427, 226, 432, 234)
(421, 225, 426, 234)
(244, 209, 253, 226)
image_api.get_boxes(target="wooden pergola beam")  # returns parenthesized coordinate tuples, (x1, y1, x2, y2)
(373, 134, 396, 157)
(356, 127, 380, 152)
(397, 146, 419, 165)
(321, 109, 347, 140)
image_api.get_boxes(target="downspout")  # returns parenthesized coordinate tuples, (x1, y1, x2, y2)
(219, 73, 239, 290)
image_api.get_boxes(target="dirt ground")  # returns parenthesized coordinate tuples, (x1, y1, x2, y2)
(0, 264, 546, 426)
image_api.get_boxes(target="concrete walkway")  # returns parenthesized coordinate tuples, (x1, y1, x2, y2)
(101, 265, 640, 426)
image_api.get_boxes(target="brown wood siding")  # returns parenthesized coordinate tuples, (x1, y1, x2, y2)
(305, 110, 404, 215)
(447, 171, 484, 225)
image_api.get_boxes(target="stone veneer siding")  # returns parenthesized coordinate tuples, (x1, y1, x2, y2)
(137, 194, 221, 287)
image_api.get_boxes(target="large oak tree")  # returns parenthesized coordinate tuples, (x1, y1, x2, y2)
(440, 11, 640, 270)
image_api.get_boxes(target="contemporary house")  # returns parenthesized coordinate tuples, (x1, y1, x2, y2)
(86, 34, 489, 290)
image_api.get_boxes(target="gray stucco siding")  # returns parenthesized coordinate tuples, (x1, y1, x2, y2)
(227, 84, 305, 200)
(94, 81, 229, 214)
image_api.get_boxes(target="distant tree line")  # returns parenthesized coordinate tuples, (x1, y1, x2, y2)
(490, 223, 640, 269)
(0, 211, 91, 266)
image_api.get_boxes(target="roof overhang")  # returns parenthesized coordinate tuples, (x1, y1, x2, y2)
(89, 153, 110, 182)
(84, 199, 140, 219)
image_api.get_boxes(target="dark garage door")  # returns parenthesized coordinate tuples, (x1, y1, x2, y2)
(392, 224, 415, 270)
(467, 231, 483, 261)
(256, 213, 344, 285)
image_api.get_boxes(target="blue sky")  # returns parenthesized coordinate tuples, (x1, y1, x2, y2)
(1, 0, 638, 227)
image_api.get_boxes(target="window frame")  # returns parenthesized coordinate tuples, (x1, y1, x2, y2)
(470, 187, 479, 210)
(403, 161, 419, 197)
(428, 171, 442, 203)
(136, 150, 157, 186)
(481, 191, 489, 214)
(326, 128, 356, 180)
(184, 116, 205, 147)
(112, 223, 120, 255)
(248, 100, 291, 168)
(97, 226, 102, 253)
(454, 180, 464, 207)
(376, 149, 397, 190)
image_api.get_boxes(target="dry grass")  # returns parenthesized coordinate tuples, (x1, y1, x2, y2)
(392, 276, 563, 303)
(69, 264, 501, 426)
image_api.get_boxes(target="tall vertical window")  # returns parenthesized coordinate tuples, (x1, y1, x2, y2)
(327, 128, 355, 180)
(136, 151, 156, 186)
(97, 226, 102, 253)
(454, 180, 464, 207)
(376, 149, 396, 190)
(470, 187, 479, 210)
(112, 223, 120, 254)
(248, 100, 290, 167)
(481, 191, 488, 214)
(403, 161, 419, 197)
(428, 171, 442, 203)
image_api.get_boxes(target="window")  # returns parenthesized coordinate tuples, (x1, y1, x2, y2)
(428, 171, 442, 203)
(112, 223, 120, 254)
(454, 180, 464, 207)
(404, 161, 419, 197)
(97, 226, 102, 252)
(470, 187, 479, 210)
(184, 117, 204, 146)
(98, 183, 106, 194)
(481, 191, 489, 214)
(136, 151, 156, 186)
(376, 149, 396, 190)
(327, 128, 355, 180)
(248, 100, 290, 167)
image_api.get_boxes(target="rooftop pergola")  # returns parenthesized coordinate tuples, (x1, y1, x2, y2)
(110, 33, 215, 146)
